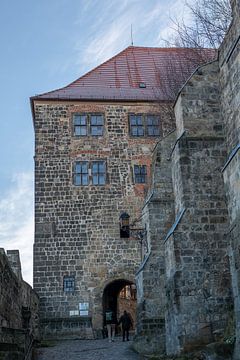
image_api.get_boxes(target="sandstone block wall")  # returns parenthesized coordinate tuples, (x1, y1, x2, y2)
(164, 56, 234, 354)
(134, 131, 175, 355)
(166, 136, 231, 354)
(219, 0, 240, 357)
(134, 1, 239, 356)
(0, 249, 39, 358)
(33, 100, 174, 338)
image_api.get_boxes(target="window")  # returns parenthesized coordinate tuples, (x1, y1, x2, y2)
(92, 161, 106, 185)
(146, 115, 160, 136)
(134, 165, 147, 183)
(63, 276, 75, 293)
(73, 113, 104, 136)
(73, 161, 106, 186)
(73, 114, 87, 136)
(74, 161, 89, 185)
(129, 114, 160, 137)
(129, 114, 144, 136)
(90, 115, 104, 136)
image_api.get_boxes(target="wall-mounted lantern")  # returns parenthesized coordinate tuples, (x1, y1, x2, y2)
(119, 212, 130, 238)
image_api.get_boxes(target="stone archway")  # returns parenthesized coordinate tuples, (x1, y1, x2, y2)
(102, 279, 137, 329)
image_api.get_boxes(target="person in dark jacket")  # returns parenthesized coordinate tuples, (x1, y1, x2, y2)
(118, 310, 133, 341)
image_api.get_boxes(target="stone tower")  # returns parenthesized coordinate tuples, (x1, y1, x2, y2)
(31, 46, 213, 338)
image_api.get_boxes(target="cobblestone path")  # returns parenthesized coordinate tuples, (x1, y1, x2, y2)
(35, 338, 144, 360)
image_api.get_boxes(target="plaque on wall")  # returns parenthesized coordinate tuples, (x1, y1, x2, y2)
(79, 302, 89, 316)
(80, 310, 88, 316)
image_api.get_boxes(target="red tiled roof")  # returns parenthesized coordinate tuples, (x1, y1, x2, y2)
(32, 46, 216, 102)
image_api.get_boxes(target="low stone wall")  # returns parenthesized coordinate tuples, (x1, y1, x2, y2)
(40, 317, 94, 340)
(0, 248, 39, 358)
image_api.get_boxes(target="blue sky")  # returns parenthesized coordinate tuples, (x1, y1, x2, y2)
(0, 0, 189, 284)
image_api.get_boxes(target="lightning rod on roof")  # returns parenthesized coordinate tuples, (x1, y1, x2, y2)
(131, 24, 134, 46)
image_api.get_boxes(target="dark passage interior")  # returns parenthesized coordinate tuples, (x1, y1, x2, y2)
(102, 279, 137, 329)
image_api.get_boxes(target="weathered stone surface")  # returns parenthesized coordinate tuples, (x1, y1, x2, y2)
(166, 135, 232, 354)
(134, 131, 176, 355)
(0, 248, 39, 358)
(134, 1, 239, 356)
(32, 0, 240, 354)
(33, 100, 174, 338)
(219, 1, 240, 358)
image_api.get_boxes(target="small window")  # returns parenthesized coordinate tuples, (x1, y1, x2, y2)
(63, 276, 75, 293)
(134, 165, 147, 183)
(146, 115, 160, 136)
(73, 114, 87, 136)
(130, 114, 144, 136)
(92, 161, 106, 185)
(74, 161, 89, 185)
(90, 115, 104, 136)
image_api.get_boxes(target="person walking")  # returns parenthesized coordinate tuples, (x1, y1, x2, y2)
(118, 310, 133, 341)
(105, 308, 117, 342)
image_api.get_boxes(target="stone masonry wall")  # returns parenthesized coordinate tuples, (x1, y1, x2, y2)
(134, 131, 176, 355)
(33, 100, 174, 338)
(165, 59, 233, 354)
(165, 136, 231, 354)
(219, 0, 240, 357)
(134, 1, 239, 356)
(0, 249, 39, 358)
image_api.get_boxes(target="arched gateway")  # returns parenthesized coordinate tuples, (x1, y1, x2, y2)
(102, 279, 137, 330)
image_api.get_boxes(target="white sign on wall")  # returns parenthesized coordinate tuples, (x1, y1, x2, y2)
(79, 302, 89, 316)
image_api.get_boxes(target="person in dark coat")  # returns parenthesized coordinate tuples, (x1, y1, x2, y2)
(118, 310, 133, 341)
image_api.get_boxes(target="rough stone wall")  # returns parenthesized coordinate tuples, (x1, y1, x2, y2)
(166, 136, 231, 354)
(134, 131, 176, 355)
(134, 1, 239, 356)
(33, 100, 174, 338)
(165, 59, 233, 354)
(0, 249, 39, 358)
(219, 0, 240, 357)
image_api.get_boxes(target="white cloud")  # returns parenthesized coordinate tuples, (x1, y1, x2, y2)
(156, 0, 193, 45)
(0, 172, 34, 285)
(74, 1, 138, 71)
(73, 0, 194, 74)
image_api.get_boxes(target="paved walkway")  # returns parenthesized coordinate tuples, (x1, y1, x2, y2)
(35, 338, 144, 360)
